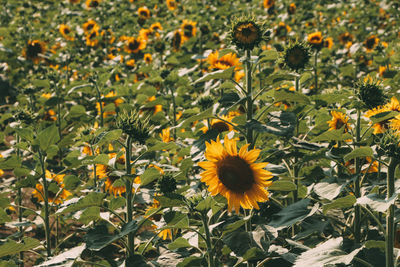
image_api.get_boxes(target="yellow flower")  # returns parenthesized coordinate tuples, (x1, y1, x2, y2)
(345, 157, 379, 174)
(338, 32, 353, 46)
(144, 53, 152, 64)
(287, 3, 296, 14)
(307, 31, 323, 49)
(171, 30, 183, 51)
(379, 65, 391, 77)
(86, 0, 100, 8)
(41, 93, 52, 99)
(59, 24, 74, 41)
(201, 115, 236, 134)
(86, 29, 99, 47)
(96, 90, 124, 118)
(160, 128, 173, 143)
(23, 40, 46, 64)
(138, 6, 151, 19)
(198, 136, 273, 213)
(263, 0, 274, 9)
(364, 35, 379, 52)
(275, 22, 291, 39)
(69, 0, 80, 3)
(327, 111, 351, 132)
(232, 21, 262, 50)
(124, 36, 146, 54)
(166, 0, 177, 10)
(139, 28, 152, 41)
(207, 51, 241, 71)
(323, 37, 333, 49)
(365, 97, 400, 135)
(126, 59, 135, 68)
(150, 22, 163, 32)
(33, 171, 72, 205)
(181, 20, 197, 42)
(83, 19, 99, 34)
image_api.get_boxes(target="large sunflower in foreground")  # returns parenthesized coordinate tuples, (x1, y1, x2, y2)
(365, 97, 400, 134)
(198, 136, 273, 213)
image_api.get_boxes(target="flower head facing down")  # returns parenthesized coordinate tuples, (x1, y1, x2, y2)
(357, 78, 386, 110)
(33, 170, 72, 205)
(198, 136, 273, 213)
(231, 19, 263, 51)
(138, 6, 151, 19)
(166, 0, 177, 10)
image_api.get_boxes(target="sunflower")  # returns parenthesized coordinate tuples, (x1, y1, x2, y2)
(96, 90, 124, 118)
(201, 115, 237, 134)
(69, 0, 80, 3)
(104, 175, 126, 196)
(365, 105, 391, 134)
(86, 29, 99, 47)
(288, 3, 296, 14)
(263, 0, 274, 9)
(323, 37, 333, 49)
(283, 42, 311, 72)
(275, 22, 291, 39)
(307, 31, 323, 50)
(345, 157, 379, 174)
(160, 128, 173, 143)
(138, 6, 151, 19)
(23, 40, 46, 64)
(181, 20, 197, 42)
(338, 32, 353, 46)
(379, 65, 391, 77)
(33, 170, 72, 205)
(364, 35, 379, 52)
(59, 24, 74, 41)
(86, 0, 100, 8)
(144, 53, 152, 64)
(327, 111, 351, 132)
(126, 59, 135, 68)
(207, 51, 241, 71)
(198, 136, 273, 213)
(139, 28, 152, 41)
(124, 36, 146, 54)
(166, 0, 177, 10)
(231, 20, 262, 50)
(44, 109, 57, 121)
(83, 19, 98, 33)
(150, 22, 163, 32)
(390, 114, 400, 133)
(171, 30, 183, 51)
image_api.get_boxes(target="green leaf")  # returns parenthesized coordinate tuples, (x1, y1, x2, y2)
(247, 111, 296, 137)
(79, 207, 101, 225)
(223, 215, 251, 234)
(314, 182, 346, 201)
(168, 237, 192, 250)
(154, 194, 185, 208)
(178, 107, 212, 128)
(0, 237, 40, 258)
(293, 237, 362, 267)
(343, 147, 373, 162)
(365, 240, 385, 251)
(95, 129, 122, 147)
(0, 209, 11, 223)
(357, 193, 397, 213)
(193, 67, 235, 84)
(164, 211, 189, 228)
(69, 105, 87, 118)
(370, 111, 399, 123)
(195, 196, 213, 211)
(84, 220, 139, 251)
(0, 261, 17, 267)
(274, 90, 310, 104)
(81, 154, 109, 165)
(322, 195, 356, 215)
(266, 73, 297, 84)
(36, 244, 85, 267)
(222, 230, 252, 257)
(109, 197, 125, 211)
(312, 128, 352, 142)
(147, 142, 178, 153)
(269, 199, 317, 230)
(140, 168, 162, 186)
(14, 128, 34, 142)
(259, 50, 279, 62)
(38, 125, 60, 151)
(269, 181, 297, 191)
(0, 155, 21, 169)
(63, 175, 80, 190)
(176, 256, 204, 267)
(57, 192, 106, 214)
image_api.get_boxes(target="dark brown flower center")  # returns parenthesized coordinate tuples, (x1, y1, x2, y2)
(184, 25, 193, 37)
(129, 40, 140, 51)
(366, 37, 376, 49)
(140, 11, 148, 17)
(27, 42, 43, 58)
(172, 32, 181, 49)
(310, 35, 322, 43)
(335, 119, 345, 130)
(90, 0, 99, 7)
(64, 28, 70, 34)
(288, 47, 304, 65)
(211, 121, 230, 132)
(217, 155, 254, 193)
(217, 59, 234, 68)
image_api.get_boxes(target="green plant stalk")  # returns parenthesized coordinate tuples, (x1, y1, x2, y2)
(201, 211, 215, 267)
(386, 157, 399, 267)
(293, 76, 300, 205)
(39, 150, 51, 257)
(245, 49, 253, 147)
(91, 145, 98, 189)
(314, 51, 318, 91)
(93, 82, 104, 128)
(16, 135, 24, 266)
(56, 84, 63, 166)
(354, 109, 361, 243)
(169, 86, 177, 140)
(125, 135, 134, 257)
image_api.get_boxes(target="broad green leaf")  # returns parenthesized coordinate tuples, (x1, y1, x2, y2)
(109, 197, 125, 211)
(266, 73, 297, 84)
(14, 128, 34, 142)
(177, 107, 212, 128)
(223, 215, 251, 234)
(195, 196, 213, 211)
(343, 147, 373, 162)
(293, 237, 362, 267)
(84, 220, 139, 251)
(57, 192, 106, 214)
(269, 181, 296, 191)
(79, 206, 101, 225)
(274, 90, 310, 104)
(154, 194, 185, 208)
(322, 195, 356, 215)
(0, 155, 21, 169)
(222, 230, 252, 257)
(95, 129, 122, 147)
(365, 240, 385, 251)
(357, 193, 397, 213)
(38, 125, 60, 151)
(0, 261, 17, 267)
(259, 49, 279, 62)
(147, 142, 178, 153)
(0, 237, 40, 258)
(0, 209, 11, 223)
(168, 237, 192, 250)
(312, 128, 352, 142)
(63, 175, 80, 190)
(193, 67, 235, 84)
(176, 256, 204, 267)
(36, 244, 86, 267)
(314, 182, 346, 201)
(140, 168, 162, 186)
(69, 105, 87, 118)
(164, 211, 189, 228)
(370, 111, 399, 123)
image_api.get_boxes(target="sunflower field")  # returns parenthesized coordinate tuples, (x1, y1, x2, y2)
(2, 0, 400, 266)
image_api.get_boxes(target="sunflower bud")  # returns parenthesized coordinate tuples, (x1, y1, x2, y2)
(116, 110, 151, 144)
(283, 42, 311, 72)
(230, 17, 263, 51)
(157, 174, 177, 194)
(378, 130, 400, 158)
(356, 78, 386, 109)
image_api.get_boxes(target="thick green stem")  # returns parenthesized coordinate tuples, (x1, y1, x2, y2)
(354, 109, 361, 243)
(314, 51, 318, 91)
(386, 157, 399, 267)
(16, 135, 24, 266)
(56, 84, 63, 166)
(245, 49, 253, 147)
(125, 136, 134, 257)
(201, 211, 215, 267)
(39, 150, 51, 257)
(93, 82, 104, 128)
(169, 87, 177, 140)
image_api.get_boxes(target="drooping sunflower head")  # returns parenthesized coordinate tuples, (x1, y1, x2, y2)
(307, 31, 323, 50)
(327, 111, 351, 132)
(207, 51, 241, 71)
(282, 42, 311, 72)
(181, 20, 197, 41)
(138, 6, 151, 19)
(288, 3, 296, 14)
(23, 40, 46, 64)
(171, 30, 183, 51)
(198, 136, 273, 213)
(230, 17, 263, 51)
(201, 115, 236, 134)
(33, 171, 72, 205)
(166, 0, 178, 11)
(105, 175, 126, 197)
(86, 0, 100, 8)
(124, 36, 146, 53)
(86, 29, 99, 47)
(356, 77, 386, 110)
(365, 105, 392, 134)
(364, 35, 379, 52)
